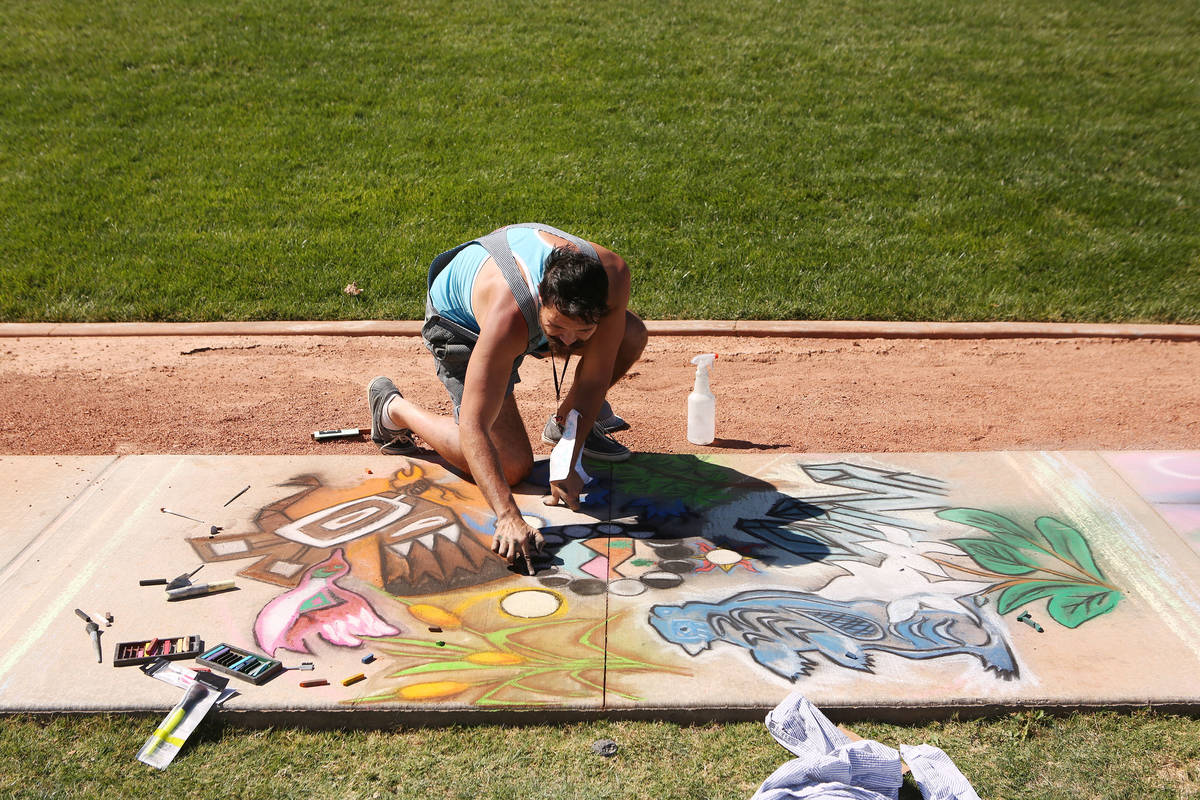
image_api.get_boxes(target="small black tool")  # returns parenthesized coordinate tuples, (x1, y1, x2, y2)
(165, 565, 205, 591)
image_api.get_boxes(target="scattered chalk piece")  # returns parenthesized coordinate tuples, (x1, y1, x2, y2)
(362, 653, 376, 664)
(435, 641, 445, 647)
(428, 627, 442, 633)
(300, 679, 330, 688)
(1016, 611, 1045, 633)
(342, 673, 366, 686)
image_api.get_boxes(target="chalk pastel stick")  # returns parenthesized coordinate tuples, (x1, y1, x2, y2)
(200, 645, 228, 660)
(230, 654, 255, 671)
(166, 580, 236, 600)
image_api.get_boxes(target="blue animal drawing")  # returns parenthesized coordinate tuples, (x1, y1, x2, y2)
(648, 589, 1017, 681)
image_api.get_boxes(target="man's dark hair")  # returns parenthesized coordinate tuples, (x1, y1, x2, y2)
(538, 246, 609, 324)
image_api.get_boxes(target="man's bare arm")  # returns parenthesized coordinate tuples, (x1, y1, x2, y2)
(459, 299, 543, 571)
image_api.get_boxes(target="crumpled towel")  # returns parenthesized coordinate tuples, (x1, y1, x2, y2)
(752, 691, 981, 800)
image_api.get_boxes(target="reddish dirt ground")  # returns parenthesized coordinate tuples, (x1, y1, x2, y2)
(0, 334, 1196, 457)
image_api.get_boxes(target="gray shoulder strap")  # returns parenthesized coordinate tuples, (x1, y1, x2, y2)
(476, 229, 541, 350)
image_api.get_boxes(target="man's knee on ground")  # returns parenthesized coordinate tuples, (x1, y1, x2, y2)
(501, 452, 534, 487)
(622, 312, 648, 357)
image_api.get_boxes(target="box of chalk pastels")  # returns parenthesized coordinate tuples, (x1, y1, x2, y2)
(113, 635, 204, 667)
(197, 643, 283, 684)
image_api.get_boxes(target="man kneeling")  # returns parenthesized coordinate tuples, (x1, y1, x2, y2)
(367, 223, 647, 573)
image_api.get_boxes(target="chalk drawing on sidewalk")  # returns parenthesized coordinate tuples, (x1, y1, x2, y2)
(353, 596, 687, 707)
(176, 454, 1135, 702)
(642, 460, 1120, 686)
(188, 463, 512, 597)
(254, 548, 400, 656)
(649, 589, 1017, 681)
(533, 520, 705, 598)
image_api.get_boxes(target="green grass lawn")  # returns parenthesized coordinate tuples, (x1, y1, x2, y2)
(1, 0, 1197, 323)
(2, 711, 1199, 799)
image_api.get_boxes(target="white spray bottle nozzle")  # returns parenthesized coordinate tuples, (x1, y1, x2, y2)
(690, 353, 717, 392)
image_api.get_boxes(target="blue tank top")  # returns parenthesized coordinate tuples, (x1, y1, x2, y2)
(428, 227, 554, 345)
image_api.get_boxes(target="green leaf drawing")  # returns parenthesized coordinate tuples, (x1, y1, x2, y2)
(1035, 516, 1104, 581)
(950, 537, 1040, 575)
(612, 453, 770, 511)
(996, 582, 1081, 615)
(1047, 586, 1121, 629)
(937, 507, 1122, 629)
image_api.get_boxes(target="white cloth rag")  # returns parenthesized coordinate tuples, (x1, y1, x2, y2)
(549, 409, 590, 483)
(753, 691, 981, 800)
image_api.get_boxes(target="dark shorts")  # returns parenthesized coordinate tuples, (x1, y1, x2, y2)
(422, 314, 532, 421)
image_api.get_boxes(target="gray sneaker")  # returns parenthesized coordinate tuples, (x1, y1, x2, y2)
(542, 417, 631, 462)
(367, 376, 417, 455)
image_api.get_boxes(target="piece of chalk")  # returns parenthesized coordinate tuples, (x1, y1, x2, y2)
(361, 653, 376, 664)
(300, 679, 330, 688)
(342, 673, 366, 686)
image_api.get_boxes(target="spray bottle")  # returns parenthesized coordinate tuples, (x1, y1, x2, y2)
(687, 353, 718, 445)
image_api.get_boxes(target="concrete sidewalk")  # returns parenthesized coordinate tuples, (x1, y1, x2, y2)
(1, 451, 1198, 725)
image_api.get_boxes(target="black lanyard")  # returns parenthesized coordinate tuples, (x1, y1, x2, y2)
(551, 351, 571, 404)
